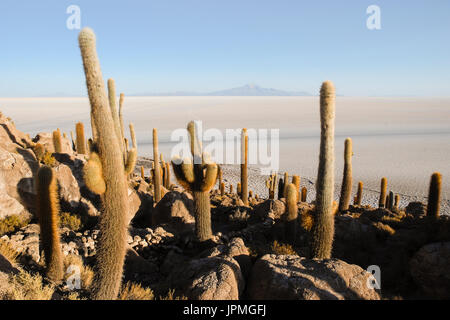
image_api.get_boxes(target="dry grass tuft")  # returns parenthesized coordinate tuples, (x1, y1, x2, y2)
(0, 269, 54, 300)
(118, 282, 154, 300)
(63, 254, 94, 290)
(0, 239, 20, 264)
(159, 288, 188, 300)
(271, 240, 297, 255)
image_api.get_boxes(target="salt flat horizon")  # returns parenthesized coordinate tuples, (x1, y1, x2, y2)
(1, 96, 449, 212)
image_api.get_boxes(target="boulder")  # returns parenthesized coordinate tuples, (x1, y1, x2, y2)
(405, 202, 426, 217)
(53, 163, 81, 209)
(33, 132, 73, 155)
(253, 199, 286, 220)
(410, 242, 450, 299)
(247, 254, 381, 300)
(165, 255, 244, 300)
(151, 191, 194, 230)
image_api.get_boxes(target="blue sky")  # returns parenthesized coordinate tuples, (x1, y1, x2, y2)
(0, 0, 449, 97)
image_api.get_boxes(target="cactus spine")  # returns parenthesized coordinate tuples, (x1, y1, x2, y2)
(78, 27, 129, 300)
(338, 138, 352, 212)
(52, 129, 62, 153)
(153, 128, 162, 204)
(355, 181, 363, 205)
(427, 172, 442, 218)
(75, 122, 86, 154)
(171, 121, 218, 242)
(285, 183, 298, 245)
(240, 128, 248, 205)
(379, 177, 387, 208)
(35, 166, 64, 282)
(310, 81, 335, 260)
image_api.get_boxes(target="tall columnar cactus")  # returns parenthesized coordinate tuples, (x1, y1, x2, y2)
(292, 175, 300, 201)
(220, 182, 225, 196)
(70, 131, 76, 151)
(387, 191, 394, 210)
(237, 182, 241, 197)
(310, 81, 335, 260)
(230, 184, 233, 194)
(217, 166, 223, 191)
(301, 187, 307, 202)
(355, 181, 363, 205)
(129, 123, 137, 150)
(52, 129, 62, 153)
(240, 128, 249, 205)
(78, 27, 130, 300)
(172, 121, 218, 242)
(277, 177, 284, 200)
(153, 128, 162, 204)
(35, 166, 64, 282)
(285, 183, 298, 245)
(141, 166, 145, 180)
(394, 194, 400, 210)
(427, 172, 442, 218)
(76, 122, 87, 154)
(283, 172, 289, 199)
(266, 172, 277, 199)
(338, 138, 352, 212)
(164, 162, 171, 188)
(379, 177, 387, 208)
(119, 93, 125, 150)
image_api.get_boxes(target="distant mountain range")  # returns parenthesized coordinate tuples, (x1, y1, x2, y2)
(135, 84, 312, 96)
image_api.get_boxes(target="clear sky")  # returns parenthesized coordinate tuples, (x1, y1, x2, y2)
(0, 0, 449, 97)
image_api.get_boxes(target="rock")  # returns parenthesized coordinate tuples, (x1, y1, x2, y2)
(405, 202, 426, 217)
(53, 163, 81, 209)
(247, 254, 381, 300)
(254, 199, 286, 220)
(151, 191, 195, 231)
(0, 253, 19, 275)
(33, 132, 73, 155)
(165, 255, 245, 300)
(410, 242, 450, 299)
(123, 247, 160, 284)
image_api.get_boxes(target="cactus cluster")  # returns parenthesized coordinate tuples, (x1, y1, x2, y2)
(265, 173, 277, 200)
(171, 121, 218, 242)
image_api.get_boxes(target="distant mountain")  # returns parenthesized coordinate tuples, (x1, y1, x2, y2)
(206, 84, 311, 96)
(135, 84, 312, 96)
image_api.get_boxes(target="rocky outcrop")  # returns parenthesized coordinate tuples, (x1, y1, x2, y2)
(253, 199, 286, 220)
(410, 242, 450, 299)
(150, 191, 195, 231)
(247, 254, 381, 300)
(33, 132, 73, 155)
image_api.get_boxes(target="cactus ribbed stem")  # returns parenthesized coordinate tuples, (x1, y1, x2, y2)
(241, 128, 248, 205)
(78, 27, 129, 300)
(292, 175, 300, 201)
(310, 81, 335, 260)
(427, 172, 442, 218)
(193, 191, 212, 242)
(285, 183, 298, 245)
(301, 187, 307, 202)
(338, 138, 352, 212)
(153, 128, 162, 203)
(379, 177, 387, 208)
(107, 78, 124, 155)
(36, 166, 64, 282)
(75, 122, 86, 154)
(52, 129, 62, 153)
(355, 181, 363, 205)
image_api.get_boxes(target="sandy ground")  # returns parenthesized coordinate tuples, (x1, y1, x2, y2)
(1, 96, 449, 214)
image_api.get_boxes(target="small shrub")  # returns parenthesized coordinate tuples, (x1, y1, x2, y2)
(118, 282, 154, 300)
(42, 151, 56, 167)
(271, 240, 297, 255)
(0, 215, 29, 236)
(59, 212, 82, 231)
